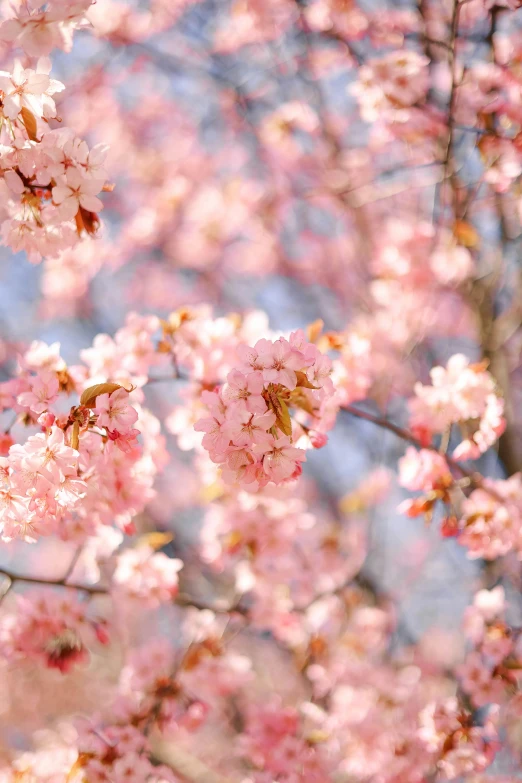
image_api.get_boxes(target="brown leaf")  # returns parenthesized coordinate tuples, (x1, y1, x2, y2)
(156, 340, 172, 354)
(161, 308, 194, 335)
(306, 319, 323, 343)
(80, 382, 126, 408)
(21, 107, 38, 141)
(339, 493, 365, 515)
(469, 359, 490, 373)
(274, 397, 292, 436)
(66, 753, 92, 783)
(320, 332, 344, 351)
(76, 206, 100, 236)
(453, 220, 479, 248)
(136, 532, 174, 551)
(295, 370, 319, 389)
(289, 389, 316, 416)
(265, 386, 293, 436)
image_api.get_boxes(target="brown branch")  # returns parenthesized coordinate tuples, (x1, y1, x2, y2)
(441, 0, 464, 218)
(342, 404, 502, 499)
(0, 568, 108, 596)
(473, 6, 521, 476)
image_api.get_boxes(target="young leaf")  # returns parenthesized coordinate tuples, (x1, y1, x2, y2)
(295, 370, 319, 389)
(80, 382, 125, 408)
(21, 107, 38, 141)
(275, 396, 292, 436)
(136, 531, 174, 550)
(290, 389, 316, 416)
(306, 319, 323, 343)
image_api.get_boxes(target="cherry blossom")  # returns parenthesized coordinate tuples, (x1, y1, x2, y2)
(0, 0, 522, 780)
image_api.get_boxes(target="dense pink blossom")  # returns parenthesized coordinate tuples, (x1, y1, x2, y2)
(409, 355, 506, 460)
(113, 547, 183, 606)
(0, 591, 107, 672)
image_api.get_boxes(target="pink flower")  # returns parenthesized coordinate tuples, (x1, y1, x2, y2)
(222, 410, 276, 448)
(351, 50, 429, 123)
(258, 338, 304, 390)
(52, 168, 104, 220)
(262, 435, 306, 482)
(106, 427, 140, 454)
(94, 388, 139, 434)
(307, 353, 333, 391)
(236, 342, 266, 374)
(310, 431, 328, 448)
(473, 586, 506, 621)
(17, 371, 59, 414)
(194, 411, 230, 458)
(222, 369, 267, 414)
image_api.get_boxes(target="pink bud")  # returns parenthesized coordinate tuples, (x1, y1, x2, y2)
(181, 701, 210, 731)
(441, 516, 459, 538)
(37, 411, 56, 429)
(310, 431, 328, 449)
(0, 433, 14, 456)
(94, 622, 110, 645)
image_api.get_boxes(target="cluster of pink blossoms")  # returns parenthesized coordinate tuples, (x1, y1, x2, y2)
(195, 332, 334, 488)
(199, 486, 366, 642)
(0, 591, 108, 673)
(398, 447, 522, 557)
(237, 701, 333, 782)
(351, 50, 429, 124)
(458, 474, 522, 560)
(0, 332, 164, 543)
(417, 698, 499, 779)
(0, 0, 92, 56)
(75, 723, 177, 783)
(0, 58, 109, 262)
(112, 546, 183, 607)
(458, 586, 521, 708)
(409, 354, 506, 460)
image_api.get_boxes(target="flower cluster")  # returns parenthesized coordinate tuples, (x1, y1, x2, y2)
(458, 474, 522, 559)
(0, 591, 107, 673)
(195, 332, 334, 488)
(0, 59, 109, 263)
(417, 699, 499, 779)
(458, 587, 520, 708)
(0, 0, 92, 56)
(75, 723, 176, 783)
(397, 447, 456, 527)
(237, 701, 333, 782)
(0, 337, 159, 543)
(199, 486, 366, 638)
(409, 355, 506, 460)
(0, 425, 84, 542)
(112, 546, 183, 606)
(351, 50, 429, 124)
